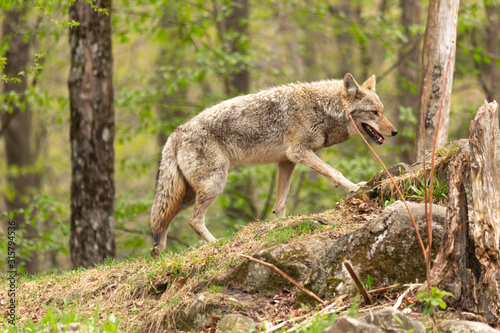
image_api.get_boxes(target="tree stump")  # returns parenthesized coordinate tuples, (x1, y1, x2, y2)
(469, 101, 500, 324)
(431, 101, 500, 325)
(431, 143, 477, 307)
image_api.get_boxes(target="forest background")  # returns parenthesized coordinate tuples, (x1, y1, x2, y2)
(0, 0, 498, 273)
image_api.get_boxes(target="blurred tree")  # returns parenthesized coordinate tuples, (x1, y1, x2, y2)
(329, 1, 356, 76)
(1, 4, 40, 273)
(396, 0, 421, 163)
(213, 0, 265, 222)
(414, 0, 459, 161)
(68, 0, 115, 267)
(480, 0, 500, 102)
(224, 0, 249, 94)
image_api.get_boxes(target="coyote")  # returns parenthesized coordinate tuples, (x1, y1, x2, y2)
(150, 73, 397, 257)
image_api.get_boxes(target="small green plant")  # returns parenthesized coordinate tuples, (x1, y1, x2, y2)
(405, 172, 448, 203)
(165, 256, 184, 276)
(384, 199, 397, 208)
(3, 304, 130, 333)
(347, 297, 361, 318)
(291, 313, 336, 333)
(362, 274, 373, 291)
(416, 286, 453, 317)
(263, 220, 319, 243)
(207, 282, 224, 293)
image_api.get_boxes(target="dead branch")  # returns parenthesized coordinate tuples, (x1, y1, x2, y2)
(239, 254, 325, 305)
(393, 284, 418, 310)
(343, 259, 372, 305)
(367, 283, 400, 295)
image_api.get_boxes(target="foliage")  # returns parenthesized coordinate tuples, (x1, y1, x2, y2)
(384, 199, 397, 208)
(0, 195, 69, 273)
(347, 297, 361, 318)
(293, 314, 337, 333)
(262, 219, 322, 243)
(362, 274, 373, 291)
(405, 172, 448, 203)
(416, 286, 453, 317)
(2, 303, 137, 333)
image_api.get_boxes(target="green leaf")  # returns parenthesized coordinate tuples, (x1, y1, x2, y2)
(473, 51, 482, 64)
(437, 299, 447, 309)
(392, 313, 403, 325)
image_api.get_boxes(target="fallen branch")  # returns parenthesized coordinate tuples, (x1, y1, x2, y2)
(366, 283, 400, 295)
(393, 283, 418, 310)
(239, 254, 325, 305)
(343, 259, 372, 305)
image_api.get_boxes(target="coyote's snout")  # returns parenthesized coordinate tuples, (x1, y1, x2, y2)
(150, 73, 397, 257)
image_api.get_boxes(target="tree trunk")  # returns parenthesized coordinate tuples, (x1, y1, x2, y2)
(397, 0, 421, 164)
(219, 0, 261, 222)
(484, 1, 500, 102)
(68, 0, 115, 268)
(2, 6, 40, 274)
(468, 101, 500, 324)
(431, 102, 500, 325)
(431, 143, 480, 310)
(413, 0, 458, 162)
(224, 0, 249, 94)
(329, 1, 355, 76)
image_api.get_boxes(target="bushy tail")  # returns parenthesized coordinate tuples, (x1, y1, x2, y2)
(150, 141, 186, 257)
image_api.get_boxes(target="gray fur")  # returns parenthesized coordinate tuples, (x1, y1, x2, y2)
(150, 73, 397, 257)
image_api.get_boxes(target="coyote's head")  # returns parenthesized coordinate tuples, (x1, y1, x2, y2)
(343, 73, 398, 145)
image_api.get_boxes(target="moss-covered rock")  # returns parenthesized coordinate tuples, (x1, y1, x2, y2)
(300, 201, 446, 304)
(226, 237, 332, 293)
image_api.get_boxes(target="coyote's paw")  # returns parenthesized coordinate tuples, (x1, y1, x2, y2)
(348, 181, 367, 194)
(150, 246, 160, 258)
(356, 181, 367, 188)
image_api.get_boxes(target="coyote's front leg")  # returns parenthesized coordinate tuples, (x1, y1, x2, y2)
(286, 147, 360, 192)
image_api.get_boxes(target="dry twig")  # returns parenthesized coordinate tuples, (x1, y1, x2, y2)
(343, 259, 372, 305)
(239, 254, 325, 305)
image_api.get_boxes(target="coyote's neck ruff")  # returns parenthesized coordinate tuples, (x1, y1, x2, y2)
(150, 73, 397, 257)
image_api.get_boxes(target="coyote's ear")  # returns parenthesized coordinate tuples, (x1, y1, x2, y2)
(344, 73, 361, 99)
(362, 75, 376, 92)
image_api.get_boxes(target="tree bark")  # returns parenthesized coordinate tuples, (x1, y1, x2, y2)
(413, 0, 458, 162)
(2, 5, 40, 273)
(432, 102, 500, 324)
(68, 0, 115, 268)
(329, 1, 355, 76)
(483, 1, 500, 102)
(397, 0, 421, 164)
(431, 144, 479, 309)
(468, 101, 500, 324)
(224, 0, 249, 94)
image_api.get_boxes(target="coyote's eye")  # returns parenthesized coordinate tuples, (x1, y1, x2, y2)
(371, 110, 379, 116)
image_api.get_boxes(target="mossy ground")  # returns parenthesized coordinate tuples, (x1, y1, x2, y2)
(1, 194, 493, 332)
(1, 202, 371, 332)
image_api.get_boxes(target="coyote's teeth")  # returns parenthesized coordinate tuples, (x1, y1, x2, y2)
(362, 123, 385, 145)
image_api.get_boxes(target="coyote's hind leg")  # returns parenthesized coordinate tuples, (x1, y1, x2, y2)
(273, 160, 296, 218)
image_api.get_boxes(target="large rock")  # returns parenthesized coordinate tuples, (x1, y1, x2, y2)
(219, 314, 256, 332)
(438, 319, 499, 333)
(302, 201, 446, 301)
(226, 232, 332, 293)
(326, 308, 425, 333)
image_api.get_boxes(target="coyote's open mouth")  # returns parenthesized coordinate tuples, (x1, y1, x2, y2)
(361, 123, 385, 145)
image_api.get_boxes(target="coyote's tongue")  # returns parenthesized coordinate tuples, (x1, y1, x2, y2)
(362, 124, 385, 145)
